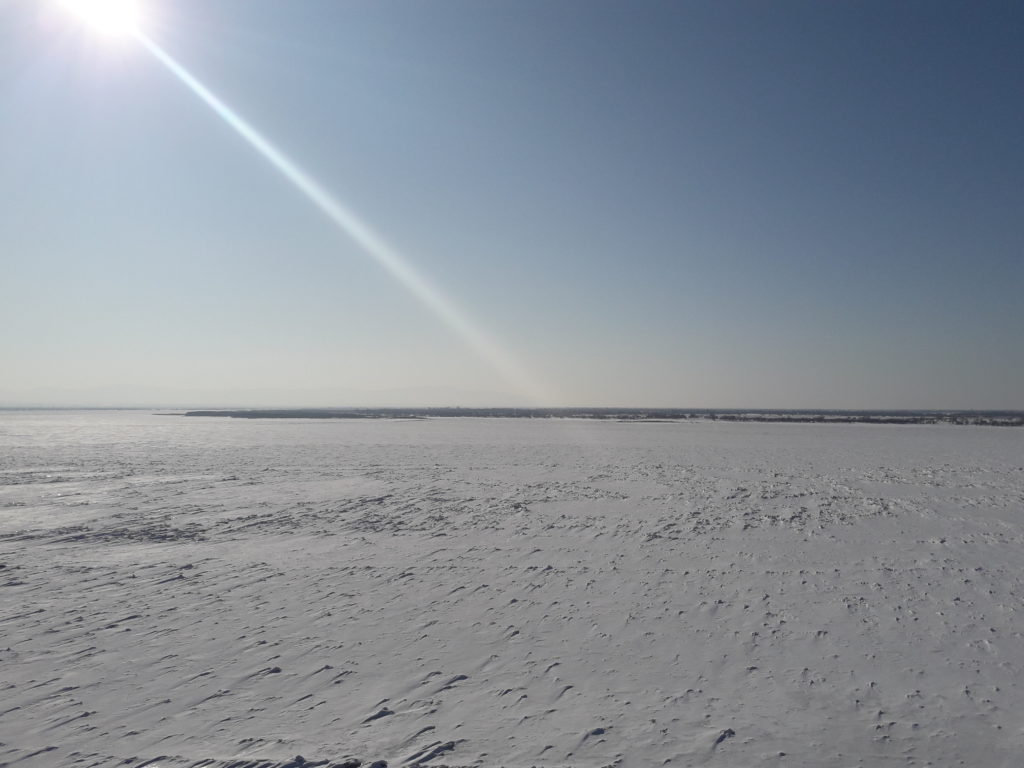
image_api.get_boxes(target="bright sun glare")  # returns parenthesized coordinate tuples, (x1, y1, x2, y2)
(61, 0, 141, 36)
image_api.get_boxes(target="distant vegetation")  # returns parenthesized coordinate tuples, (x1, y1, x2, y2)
(178, 408, 1024, 426)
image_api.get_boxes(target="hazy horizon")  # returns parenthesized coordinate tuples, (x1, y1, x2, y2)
(3, 388, 1024, 413)
(3, 1, 1022, 409)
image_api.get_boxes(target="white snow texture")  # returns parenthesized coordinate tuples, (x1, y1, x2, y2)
(1, 411, 1023, 768)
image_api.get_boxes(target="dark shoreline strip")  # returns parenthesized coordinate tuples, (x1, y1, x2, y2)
(176, 408, 1024, 426)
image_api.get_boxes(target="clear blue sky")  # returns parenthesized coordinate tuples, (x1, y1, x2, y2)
(2, 0, 1021, 408)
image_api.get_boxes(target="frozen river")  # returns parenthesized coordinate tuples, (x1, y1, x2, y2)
(1, 411, 1022, 768)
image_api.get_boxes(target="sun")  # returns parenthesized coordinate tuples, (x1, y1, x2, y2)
(60, 0, 141, 36)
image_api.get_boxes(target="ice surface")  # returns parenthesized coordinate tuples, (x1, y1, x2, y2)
(1, 411, 1022, 767)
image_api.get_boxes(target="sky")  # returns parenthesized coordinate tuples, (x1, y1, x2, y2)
(1, 0, 1022, 409)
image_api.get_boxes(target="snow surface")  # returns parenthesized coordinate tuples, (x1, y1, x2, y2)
(1, 411, 1023, 768)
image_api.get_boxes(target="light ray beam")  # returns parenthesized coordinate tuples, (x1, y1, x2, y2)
(137, 33, 549, 405)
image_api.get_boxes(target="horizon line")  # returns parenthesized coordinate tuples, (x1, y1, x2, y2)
(2, 405, 1022, 415)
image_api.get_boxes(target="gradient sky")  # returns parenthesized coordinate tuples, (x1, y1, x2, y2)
(2, 0, 1022, 408)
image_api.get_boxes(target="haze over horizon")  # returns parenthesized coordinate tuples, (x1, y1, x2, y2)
(5, 387, 1024, 412)
(2, 0, 1022, 410)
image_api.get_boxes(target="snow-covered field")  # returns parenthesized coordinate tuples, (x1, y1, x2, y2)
(1, 411, 1022, 768)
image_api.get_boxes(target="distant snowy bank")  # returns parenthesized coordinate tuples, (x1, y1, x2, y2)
(176, 407, 1024, 426)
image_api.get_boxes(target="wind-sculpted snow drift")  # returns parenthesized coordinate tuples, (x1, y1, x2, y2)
(1, 412, 1022, 767)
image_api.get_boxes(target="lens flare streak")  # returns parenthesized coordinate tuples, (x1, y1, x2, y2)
(137, 34, 547, 404)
